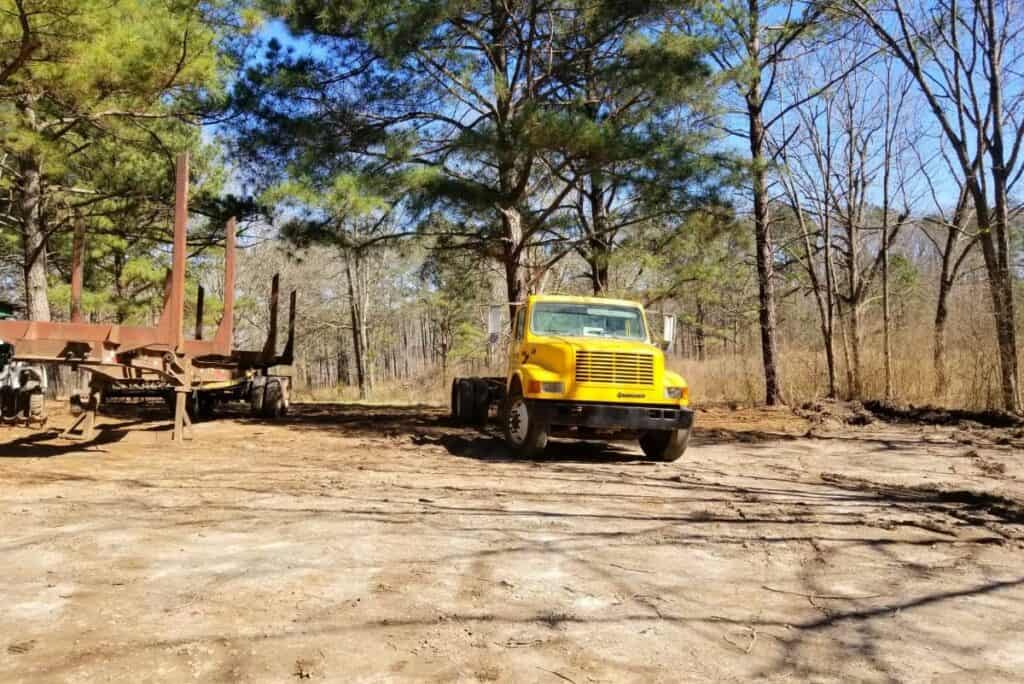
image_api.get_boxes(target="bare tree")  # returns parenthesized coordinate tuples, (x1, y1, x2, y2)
(774, 39, 913, 399)
(700, 0, 886, 404)
(842, 0, 1023, 412)
(916, 180, 979, 396)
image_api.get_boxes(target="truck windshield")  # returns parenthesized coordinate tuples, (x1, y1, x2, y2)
(531, 302, 647, 341)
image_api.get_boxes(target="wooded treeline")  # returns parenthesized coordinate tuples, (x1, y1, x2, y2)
(1, 0, 1022, 410)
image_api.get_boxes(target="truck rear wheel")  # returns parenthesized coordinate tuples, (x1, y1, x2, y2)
(450, 380, 462, 421)
(451, 379, 474, 425)
(470, 379, 490, 426)
(502, 393, 548, 458)
(639, 429, 690, 462)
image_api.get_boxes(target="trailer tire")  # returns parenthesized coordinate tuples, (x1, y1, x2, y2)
(261, 379, 286, 419)
(163, 390, 206, 422)
(502, 388, 547, 458)
(639, 428, 690, 462)
(248, 385, 264, 416)
(198, 394, 217, 420)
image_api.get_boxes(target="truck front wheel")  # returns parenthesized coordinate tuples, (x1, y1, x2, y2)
(502, 394, 548, 458)
(639, 429, 690, 462)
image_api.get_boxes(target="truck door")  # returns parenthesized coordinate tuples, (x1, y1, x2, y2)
(508, 303, 527, 387)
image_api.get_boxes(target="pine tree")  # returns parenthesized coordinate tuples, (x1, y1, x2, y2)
(0, 0, 228, 320)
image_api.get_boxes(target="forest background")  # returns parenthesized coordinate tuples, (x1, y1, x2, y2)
(1, 0, 1022, 410)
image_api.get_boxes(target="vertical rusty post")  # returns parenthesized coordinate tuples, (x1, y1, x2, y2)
(195, 285, 205, 340)
(262, 273, 279, 360)
(212, 217, 236, 354)
(168, 152, 189, 350)
(173, 390, 186, 442)
(280, 289, 297, 364)
(70, 217, 85, 323)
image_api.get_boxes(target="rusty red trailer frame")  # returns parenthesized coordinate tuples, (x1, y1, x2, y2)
(0, 153, 295, 441)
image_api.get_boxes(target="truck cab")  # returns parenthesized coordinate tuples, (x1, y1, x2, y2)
(452, 294, 694, 461)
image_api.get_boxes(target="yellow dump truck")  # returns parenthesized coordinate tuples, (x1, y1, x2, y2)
(451, 294, 693, 460)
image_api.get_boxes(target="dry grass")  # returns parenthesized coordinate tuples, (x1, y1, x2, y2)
(673, 284, 1018, 410)
(293, 371, 451, 406)
(298, 332, 1014, 411)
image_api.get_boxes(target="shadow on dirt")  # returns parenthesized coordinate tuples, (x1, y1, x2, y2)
(410, 431, 646, 464)
(0, 422, 142, 457)
(229, 402, 452, 435)
(0, 402, 174, 457)
(3, 401, 806, 460)
(234, 402, 797, 451)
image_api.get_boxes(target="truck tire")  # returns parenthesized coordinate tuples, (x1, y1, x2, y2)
(639, 429, 690, 462)
(502, 392, 548, 458)
(470, 379, 490, 426)
(456, 379, 475, 425)
(450, 379, 462, 421)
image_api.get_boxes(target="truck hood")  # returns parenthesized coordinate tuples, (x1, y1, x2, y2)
(532, 335, 659, 356)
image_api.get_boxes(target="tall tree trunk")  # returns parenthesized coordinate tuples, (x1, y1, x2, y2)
(791, 197, 837, 398)
(849, 301, 863, 397)
(695, 298, 706, 362)
(981, 9, 1021, 413)
(358, 255, 374, 391)
(337, 328, 350, 387)
(836, 297, 854, 397)
(748, 104, 782, 405)
(745, 0, 782, 405)
(823, 213, 837, 399)
(881, 184, 893, 401)
(932, 192, 970, 398)
(500, 205, 528, 324)
(933, 283, 950, 397)
(345, 250, 368, 400)
(845, 187, 863, 397)
(588, 173, 610, 295)
(972, 195, 1020, 412)
(18, 148, 50, 321)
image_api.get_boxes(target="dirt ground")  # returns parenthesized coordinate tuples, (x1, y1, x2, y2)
(1, 401, 1023, 683)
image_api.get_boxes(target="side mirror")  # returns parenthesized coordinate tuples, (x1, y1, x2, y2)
(661, 314, 676, 353)
(487, 305, 503, 345)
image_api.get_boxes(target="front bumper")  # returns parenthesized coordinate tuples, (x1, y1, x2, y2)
(529, 399, 694, 432)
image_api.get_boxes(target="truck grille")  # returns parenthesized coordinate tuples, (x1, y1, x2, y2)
(575, 351, 655, 386)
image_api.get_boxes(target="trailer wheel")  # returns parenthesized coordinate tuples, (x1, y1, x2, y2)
(639, 429, 690, 462)
(248, 384, 264, 416)
(502, 387, 547, 458)
(261, 379, 286, 419)
(197, 394, 217, 420)
(163, 390, 205, 421)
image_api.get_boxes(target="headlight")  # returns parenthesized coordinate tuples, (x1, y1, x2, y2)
(664, 386, 683, 399)
(541, 382, 564, 394)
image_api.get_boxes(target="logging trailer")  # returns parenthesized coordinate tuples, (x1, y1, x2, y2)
(0, 153, 295, 442)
